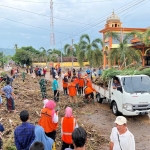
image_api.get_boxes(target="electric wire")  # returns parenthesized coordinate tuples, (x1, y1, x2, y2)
(13, 0, 114, 4)
(0, 4, 95, 26)
(0, 16, 70, 35)
(55, 0, 146, 44)
(0, 0, 142, 35)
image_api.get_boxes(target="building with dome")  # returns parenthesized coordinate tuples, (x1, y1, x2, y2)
(100, 11, 150, 68)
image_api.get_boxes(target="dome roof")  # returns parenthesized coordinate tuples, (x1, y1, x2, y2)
(107, 11, 120, 22)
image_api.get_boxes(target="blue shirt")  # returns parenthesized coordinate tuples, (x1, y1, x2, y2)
(2, 85, 13, 98)
(14, 122, 35, 150)
(86, 69, 91, 74)
(52, 79, 59, 91)
(98, 69, 102, 75)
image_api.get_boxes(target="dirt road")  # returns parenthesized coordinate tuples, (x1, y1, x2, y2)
(79, 100, 150, 150)
(46, 72, 150, 150)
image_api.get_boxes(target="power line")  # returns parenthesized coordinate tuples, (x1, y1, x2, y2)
(13, 0, 114, 4)
(0, 4, 95, 26)
(0, 16, 70, 35)
(55, 0, 147, 44)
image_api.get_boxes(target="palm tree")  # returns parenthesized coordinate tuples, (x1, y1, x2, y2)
(104, 31, 140, 67)
(40, 47, 52, 63)
(64, 42, 78, 68)
(14, 44, 18, 51)
(141, 29, 150, 46)
(78, 34, 103, 67)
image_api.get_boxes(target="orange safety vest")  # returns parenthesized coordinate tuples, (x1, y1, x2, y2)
(78, 78, 84, 87)
(62, 79, 68, 88)
(61, 117, 76, 144)
(68, 83, 76, 96)
(86, 79, 92, 88)
(84, 86, 94, 95)
(73, 77, 79, 85)
(38, 108, 58, 133)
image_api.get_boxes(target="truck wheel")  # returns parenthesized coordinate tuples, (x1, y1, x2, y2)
(112, 102, 119, 116)
(96, 94, 103, 103)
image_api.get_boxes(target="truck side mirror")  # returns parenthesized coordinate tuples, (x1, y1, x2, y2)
(117, 86, 123, 93)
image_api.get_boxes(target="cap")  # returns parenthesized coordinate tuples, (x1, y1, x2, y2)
(114, 116, 127, 125)
(55, 75, 59, 79)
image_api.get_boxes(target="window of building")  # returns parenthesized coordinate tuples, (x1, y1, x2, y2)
(115, 24, 117, 27)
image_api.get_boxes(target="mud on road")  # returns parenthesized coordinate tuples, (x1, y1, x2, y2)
(79, 100, 150, 150)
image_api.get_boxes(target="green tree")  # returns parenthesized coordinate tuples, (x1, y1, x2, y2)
(13, 49, 32, 66)
(104, 31, 140, 67)
(139, 29, 150, 46)
(78, 34, 103, 67)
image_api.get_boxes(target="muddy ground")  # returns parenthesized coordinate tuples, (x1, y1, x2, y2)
(0, 72, 150, 150)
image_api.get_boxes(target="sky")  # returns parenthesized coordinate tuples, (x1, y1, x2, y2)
(0, 0, 150, 52)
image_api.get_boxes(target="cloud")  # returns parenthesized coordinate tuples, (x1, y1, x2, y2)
(0, 0, 149, 50)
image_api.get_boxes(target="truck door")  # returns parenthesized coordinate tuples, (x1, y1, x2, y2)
(111, 78, 123, 112)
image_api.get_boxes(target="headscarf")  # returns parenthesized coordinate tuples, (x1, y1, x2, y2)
(65, 107, 73, 118)
(45, 100, 56, 120)
(43, 99, 49, 108)
(31, 125, 54, 150)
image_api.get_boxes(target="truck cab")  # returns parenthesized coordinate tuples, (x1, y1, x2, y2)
(97, 75, 150, 116)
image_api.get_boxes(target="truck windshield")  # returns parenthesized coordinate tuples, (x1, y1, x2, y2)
(121, 76, 150, 93)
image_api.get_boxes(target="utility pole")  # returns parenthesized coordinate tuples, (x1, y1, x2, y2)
(60, 42, 63, 67)
(50, 0, 55, 47)
(71, 39, 74, 69)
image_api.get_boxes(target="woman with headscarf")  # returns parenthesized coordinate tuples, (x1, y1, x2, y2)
(30, 125, 54, 150)
(38, 100, 58, 141)
(61, 107, 78, 150)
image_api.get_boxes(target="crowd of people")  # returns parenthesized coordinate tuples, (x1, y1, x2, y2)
(0, 66, 136, 150)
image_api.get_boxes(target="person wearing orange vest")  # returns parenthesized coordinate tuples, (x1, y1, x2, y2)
(61, 107, 78, 150)
(84, 86, 96, 102)
(72, 74, 79, 95)
(68, 79, 78, 107)
(85, 76, 92, 89)
(62, 75, 68, 95)
(78, 75, 85, 96)
(38, 100, 58, 141)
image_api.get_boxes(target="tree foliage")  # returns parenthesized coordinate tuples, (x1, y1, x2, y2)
(78, 34, 103, 67)
(104, 31, 140, 66)
(13, 49, 32, 66)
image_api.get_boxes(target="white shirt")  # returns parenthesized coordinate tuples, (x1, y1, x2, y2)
(110, 127, 135, 150)
(92, 71, 97, 77)
(53, 113, 58, 123)
(61, 73, 65, 79)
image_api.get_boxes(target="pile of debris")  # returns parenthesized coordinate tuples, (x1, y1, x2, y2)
(1, 74, 109, 150)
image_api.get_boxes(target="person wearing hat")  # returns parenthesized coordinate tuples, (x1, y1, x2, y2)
(52, 75, 59, 102)
(110, 116, 135, 150)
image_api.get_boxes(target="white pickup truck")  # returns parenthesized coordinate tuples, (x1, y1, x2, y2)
(94, 75, 150, 116)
